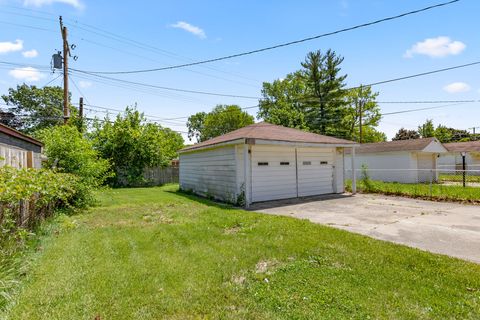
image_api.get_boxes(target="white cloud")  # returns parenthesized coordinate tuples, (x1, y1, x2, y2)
(22, 49, 38, 58)
(443, 82, 471, 93)
(0, 39, 23, 54)
(23, 0, 84, 9)
(9, 67, 45, 82)
(79, 80, 92, 88)
(170, 21, 206, 39)
(404, 36, 465, 58)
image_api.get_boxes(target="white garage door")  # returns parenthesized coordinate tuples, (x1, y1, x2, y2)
(251, 145, 297, 202)
(297, 147, 334, 197)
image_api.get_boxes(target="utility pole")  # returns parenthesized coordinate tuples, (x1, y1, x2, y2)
(469, 126, 479, 140)
(358, 99, 363, 144)
(60, 16, 69, 124)
(79, 97, 84, 119)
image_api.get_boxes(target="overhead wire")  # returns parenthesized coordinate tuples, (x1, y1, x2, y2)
(75, 0, 461, 74)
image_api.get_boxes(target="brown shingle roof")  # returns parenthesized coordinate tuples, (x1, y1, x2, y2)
(181, 122, 355, 152)
(444, 140, 480, 152)
(0, 123, 43, 147)
(348, 138, 438, 154)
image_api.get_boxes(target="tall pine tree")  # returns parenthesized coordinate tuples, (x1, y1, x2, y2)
(301, 50, 348, 136)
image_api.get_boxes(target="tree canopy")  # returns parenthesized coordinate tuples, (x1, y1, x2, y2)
(1, 84, 68, 134)
(187, 104, 254, 142)
(37, 125, 112, 189)
(392, 128, 420, 141)
(258, 50, 385, 142)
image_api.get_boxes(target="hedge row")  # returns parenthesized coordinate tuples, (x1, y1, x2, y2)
(0, 166, 91, 234)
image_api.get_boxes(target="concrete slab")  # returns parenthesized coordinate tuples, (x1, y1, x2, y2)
(251, 194, 480, 263)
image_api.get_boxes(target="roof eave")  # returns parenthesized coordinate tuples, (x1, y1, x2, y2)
(179, 138, 358, 153)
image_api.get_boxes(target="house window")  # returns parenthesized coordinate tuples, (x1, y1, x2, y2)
(258, 162, 269, 166)
(320, 161, 328, 165)
(280, 162, 290, 166)
(302, 161, 311, 165)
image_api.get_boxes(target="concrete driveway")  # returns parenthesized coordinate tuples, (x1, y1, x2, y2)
(252, 194, 480, 264)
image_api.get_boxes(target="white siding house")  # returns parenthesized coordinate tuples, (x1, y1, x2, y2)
(179, 122, 357, 206)
(345, 138, 447, 183)
(438, 141, 480, 176)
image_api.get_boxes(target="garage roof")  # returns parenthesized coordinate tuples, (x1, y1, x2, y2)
(444, 140, 480, 152)
(0, 123, 43, 147)
(348, 137, 443, 154)
(181, 122, 355, 152)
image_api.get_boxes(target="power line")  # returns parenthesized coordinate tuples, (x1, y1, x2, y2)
(381, 102, 467, 116)
(71, 60, 480, 102)
(42, 74, 63, 87)
(70, 69, 261, 99)
(0, 19, 56, 32)
(76, 0, 460, 74)
(355, 61, 480, 89)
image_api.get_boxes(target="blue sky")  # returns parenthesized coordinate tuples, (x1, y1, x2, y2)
(0, 0, 479, 140)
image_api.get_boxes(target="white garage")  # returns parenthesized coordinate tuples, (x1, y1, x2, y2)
(179, 122, 357, 207)
(344, 138, 447, 183)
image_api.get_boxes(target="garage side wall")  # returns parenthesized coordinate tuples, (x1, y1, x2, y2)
(179, 146, 238, 203)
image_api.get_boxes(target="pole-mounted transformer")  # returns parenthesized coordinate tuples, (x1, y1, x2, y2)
(52, 51, 63, 69)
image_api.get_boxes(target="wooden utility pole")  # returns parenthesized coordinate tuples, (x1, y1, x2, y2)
(60, 16, 70, 124)
(79, 97, 84, 119)
(358, 99, 363, 144)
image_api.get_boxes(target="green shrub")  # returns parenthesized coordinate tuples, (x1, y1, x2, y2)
(91, 107, 183, 187)
(36, 125, 112, 188)
(0, 166, 92, 311)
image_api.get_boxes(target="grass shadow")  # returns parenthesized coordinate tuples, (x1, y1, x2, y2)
(165, 189, 240, 211)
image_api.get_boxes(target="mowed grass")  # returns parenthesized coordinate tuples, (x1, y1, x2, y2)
(439, 174, 480, 184)
(346, 179, 480, 203)
(5, 185, 480, 319)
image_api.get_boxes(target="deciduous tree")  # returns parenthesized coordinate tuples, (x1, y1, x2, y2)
(392, 128, 420, 141)
(187, 105, 254, 142)
(1, 84, 68, 133)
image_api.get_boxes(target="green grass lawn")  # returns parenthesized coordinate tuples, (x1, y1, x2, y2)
(346, 179, 480, 203)
(439, 174, 480, 184)
(3, 185, 480, 319)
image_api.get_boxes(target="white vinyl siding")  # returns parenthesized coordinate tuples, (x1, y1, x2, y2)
(179, 146, 237, 202)
(183, 143, 345, 205)
(250, 145, 297, 202)
(438, 152, 480, 176)
(345, 152, 418, 183)
(297, 147, 334, 196)
(416, 153, 435, 182)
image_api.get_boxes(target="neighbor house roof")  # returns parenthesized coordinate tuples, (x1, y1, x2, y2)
(0, 123, 43, 147)
(444, 140, 480, 152)
(181, 122, 356, 152)
(348, 137, 441, 154)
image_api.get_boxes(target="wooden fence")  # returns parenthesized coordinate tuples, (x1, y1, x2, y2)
(0, 195, 54, 231)
(142, 166, 179, 186)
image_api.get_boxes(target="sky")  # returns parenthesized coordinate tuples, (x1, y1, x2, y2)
(0, 0, 479, 141)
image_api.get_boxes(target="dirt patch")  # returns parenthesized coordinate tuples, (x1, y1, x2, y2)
(255, 259, 281, 274)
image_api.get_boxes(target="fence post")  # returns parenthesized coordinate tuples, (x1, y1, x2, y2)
(429, 169, 433, 198)
(461, 152, 466, 187)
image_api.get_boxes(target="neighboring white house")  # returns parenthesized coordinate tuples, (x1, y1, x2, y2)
(438, 141, 480, 176)
(345, 138, 447, 183)
(179, 122, 357, 206)
(0, 123, 43, 169)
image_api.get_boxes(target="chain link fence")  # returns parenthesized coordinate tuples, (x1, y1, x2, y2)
(345, 167, 480, 202)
